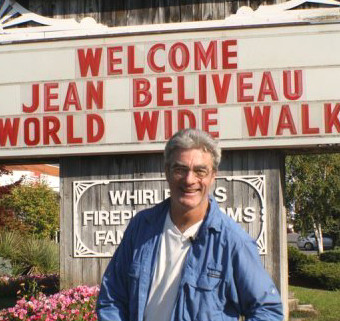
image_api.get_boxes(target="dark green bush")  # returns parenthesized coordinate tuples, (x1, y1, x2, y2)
(320, 249, 340, 263)
(288, 246, 318, 276)
(299, 262, 340, 290)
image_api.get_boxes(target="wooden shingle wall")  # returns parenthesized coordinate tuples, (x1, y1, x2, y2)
(18, 0, 277, 26)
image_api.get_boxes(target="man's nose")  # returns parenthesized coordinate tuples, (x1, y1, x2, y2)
(183, 170, 197, 184)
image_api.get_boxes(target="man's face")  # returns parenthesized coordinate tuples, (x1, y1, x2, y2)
(166, 148, 216, 214)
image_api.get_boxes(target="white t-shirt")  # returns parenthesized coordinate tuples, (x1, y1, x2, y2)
(143, 212, 202, 321)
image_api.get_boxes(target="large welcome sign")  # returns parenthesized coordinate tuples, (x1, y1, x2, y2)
(1, 22, 340, 158)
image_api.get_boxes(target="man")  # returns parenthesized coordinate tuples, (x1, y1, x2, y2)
(97, 129, 284, 321)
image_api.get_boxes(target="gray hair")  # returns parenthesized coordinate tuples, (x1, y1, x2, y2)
(164, 129, 221, 171)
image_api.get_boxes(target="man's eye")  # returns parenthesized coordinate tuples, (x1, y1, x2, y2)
(173, 167, 187, 174)
(194, 169, 208, 177)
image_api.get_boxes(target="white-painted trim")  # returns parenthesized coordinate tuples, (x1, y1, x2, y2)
(1, 0, 340, 43)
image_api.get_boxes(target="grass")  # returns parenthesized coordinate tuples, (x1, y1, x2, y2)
(290, 285, 340, 321)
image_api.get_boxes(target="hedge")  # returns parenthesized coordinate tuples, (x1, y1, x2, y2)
(299, 262, 340, 290)
(288, 246, 318, 275)
(319, 249, 340, 263)
(288, 246, 340, 290)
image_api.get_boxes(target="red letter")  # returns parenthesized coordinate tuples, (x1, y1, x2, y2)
(283, 70, 303, 101)
(0, 118, 20, 146)
(325, 103, 340, 133)
(133, 79, 152, 107)
(134, 111, 159, 140)
(128, 46, 144, 74)
(107, 46, 123, 75)
(237, 73, 254, 103)
(86, 81, 103, 110)
(44, 83, 59, 112)
(157, 77, 173, 107)
(169, 43, 190, 72)
(24, 118, 40, 146)
(276, 105, 297, 135)
(258, 72, 278, 102)
(164, 110, 173, 140)
(212, 74, 232, 104)
(77, 48, 102, 77)
(87, 114, 104, 143)
(67, 115, 83, 144)
(63, 82, 81, 111)
(178, 76, 194, 105)
(301, 104, 319, 134)
(23, 84, 39, 113)
(194, 41, 217, 70)
(202, 108, 219, 138)
(244, 106, 271, 137)
(222, 40, 237, 69)
(199, 75, 207, 105)
(43, 116, 61, 145)
(147, 43, 165, 73)
(178, 109, 196, 130)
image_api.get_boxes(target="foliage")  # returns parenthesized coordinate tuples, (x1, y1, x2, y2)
(288, 246, 340, 290)
(18, 237, 59, 275)
(0, 257, 12, 276)
(0, 285, 98, 321)
(299, 262, 340, 290)
(0, 274, 59, 298)
(319, 249, 340, 263)
(0, 230, 21, 261)
(0, 230, 59, 276)
(285, 154, 340, 252)
(0, 182, 59, 239)
(0, 166, 25, 233)
(290, 285, 340, 321)
(288, 246, 318, 276)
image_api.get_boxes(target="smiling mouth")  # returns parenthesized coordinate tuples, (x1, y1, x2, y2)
(181, 188, 200, 194)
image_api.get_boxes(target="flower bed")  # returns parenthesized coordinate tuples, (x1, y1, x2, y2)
(0, 285, 99, 321)
(0, 274, 59, 298)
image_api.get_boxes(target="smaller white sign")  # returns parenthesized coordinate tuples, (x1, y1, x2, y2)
(73, 175, 267, 258)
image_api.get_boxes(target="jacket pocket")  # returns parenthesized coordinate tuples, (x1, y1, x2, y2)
(184, 268, 224, 321)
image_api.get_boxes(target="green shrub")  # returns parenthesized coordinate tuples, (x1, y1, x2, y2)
(18, 237, 59, 275)
(320, 249, 340, 263)
(0, 257, 12, 276)
(0, 230, 59, 276)
(0, 182, 59, 239)
(288, 246, 318, 276)
(299, 262, 340, 290)
(0, 230, 22, 260)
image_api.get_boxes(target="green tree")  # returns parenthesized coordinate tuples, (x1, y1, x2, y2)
(0, 166, 25, 232)
(285, 154, 340, 253)
(0, 182, 59, 239)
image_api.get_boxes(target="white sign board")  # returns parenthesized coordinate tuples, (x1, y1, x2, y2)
(73, 175, 267, 257)
(1, 22, 340, 158)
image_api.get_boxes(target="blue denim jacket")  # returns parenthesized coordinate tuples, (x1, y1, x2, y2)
(97, 197, 284, 321)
